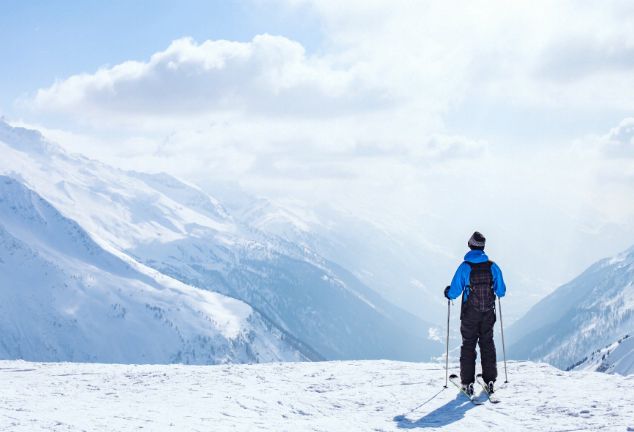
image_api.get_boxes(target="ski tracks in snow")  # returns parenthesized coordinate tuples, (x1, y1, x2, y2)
(0, 360, 632, 431)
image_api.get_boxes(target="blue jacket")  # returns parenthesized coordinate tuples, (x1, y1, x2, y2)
(446, 250, 506, 302)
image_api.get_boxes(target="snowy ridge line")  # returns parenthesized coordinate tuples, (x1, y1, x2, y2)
(0, 174, 250, 338)
(0, 175, 313, 363)
(0, 119, 442, 362)
(566, 334, 630, 371)
(230, 188, 455, 323)
(244, 301, 325, 362)
(569, 334, 634, 376)
(508, 244, 634, 373)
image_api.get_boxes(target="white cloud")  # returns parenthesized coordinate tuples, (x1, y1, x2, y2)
(538, 37, 634, 82)
(27, 35, 387, 122)
(285, 0, 634, 114)
(24, 1, 634, 128)
(11, 0, 634, 320)
(602, 118, 634, 158)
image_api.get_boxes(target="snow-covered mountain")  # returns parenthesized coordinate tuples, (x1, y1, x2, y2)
(208, 185, 454, 323)
(569, 334, 634, 375)
(2, 359, 633, 431)
(507, 245, 634, 370)
(0, 175, 313, 363)
(0, 120, 441, 361)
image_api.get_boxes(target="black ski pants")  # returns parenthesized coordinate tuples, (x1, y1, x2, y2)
(460, 306, 497, 385)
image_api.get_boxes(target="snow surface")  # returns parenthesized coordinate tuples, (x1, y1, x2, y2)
(0, 360, 632, 431)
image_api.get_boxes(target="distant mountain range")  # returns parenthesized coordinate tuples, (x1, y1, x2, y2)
(4, 118, 630, 372)
(0, 120, 442, 363)
(0, 175, 314, 363)
(508, 245, 634, 372)
(215, 191, 455, 324)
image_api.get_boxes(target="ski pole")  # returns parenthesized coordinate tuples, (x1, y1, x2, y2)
(498, 297, 508, 383)
(444, 297, 450, 388)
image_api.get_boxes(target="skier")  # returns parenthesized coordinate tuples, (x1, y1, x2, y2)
(444, 231, 506, 397)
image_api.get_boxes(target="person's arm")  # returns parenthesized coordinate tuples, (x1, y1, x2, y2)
(492, 263, 506, 297)
(446, 262, 469, 300)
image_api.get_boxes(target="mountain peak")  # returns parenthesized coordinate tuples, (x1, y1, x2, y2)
(0, 119, 60, 156)
(509, 243, 634, 371)
(0, 174, 312, 363)
(128, 170, 231, 221)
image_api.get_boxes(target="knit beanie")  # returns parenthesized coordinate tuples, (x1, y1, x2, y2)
(468, 231, 486, 250)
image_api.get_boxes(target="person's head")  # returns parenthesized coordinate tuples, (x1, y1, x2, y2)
(468, 231, 486, 251)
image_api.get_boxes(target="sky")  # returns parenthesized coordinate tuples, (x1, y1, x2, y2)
(2, 0, 634, 316)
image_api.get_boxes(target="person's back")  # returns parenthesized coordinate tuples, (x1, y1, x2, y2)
(444, 231, 506, 395)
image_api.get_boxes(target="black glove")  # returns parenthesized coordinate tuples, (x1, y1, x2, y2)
(444, 286, 451, 299)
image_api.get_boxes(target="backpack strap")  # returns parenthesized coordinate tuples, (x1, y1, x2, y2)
(464, 260, 493, 268)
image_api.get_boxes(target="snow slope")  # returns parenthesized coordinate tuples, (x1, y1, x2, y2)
(571, 334, 634, 376)
(0, 175, 314, 363)
(508, 245, 634, 370)
(217, 192, 455, 323)
(0, 119, 441, 361)
(0, 359, 632, 431)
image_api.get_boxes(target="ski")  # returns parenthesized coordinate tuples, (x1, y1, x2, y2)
(476, 374, 500, 404)
(448, 374, 484, 405)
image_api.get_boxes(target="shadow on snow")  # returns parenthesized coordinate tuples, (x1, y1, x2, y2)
(393, 392, 479, 429)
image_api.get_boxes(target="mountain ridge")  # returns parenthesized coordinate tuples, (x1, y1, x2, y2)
(0, 174, 315, 363)
(0, 119, 441, 362)
(508, 244, 634, 370)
